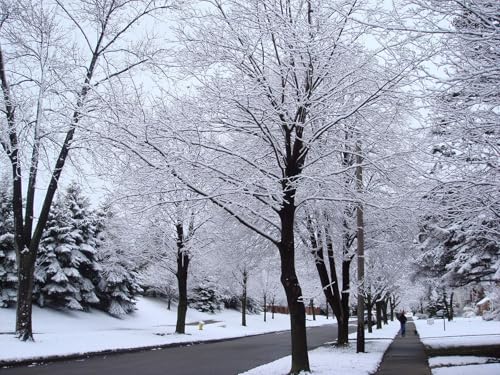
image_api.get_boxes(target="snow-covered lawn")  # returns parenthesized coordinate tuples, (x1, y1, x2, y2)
(245, 317, 500, 375)
(7, 302, 498, 375)
(0, 297, 332, 364)
(414, 317, 500, 375)
(1, 296, 401, 374)
(241, 321, 400, 375)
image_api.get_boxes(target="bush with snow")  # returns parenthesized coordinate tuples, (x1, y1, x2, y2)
(93, 205, 142, 317)
(34, 184, 102, 311)
(0, 177, 17, 307)
(189, 278, 223, 313)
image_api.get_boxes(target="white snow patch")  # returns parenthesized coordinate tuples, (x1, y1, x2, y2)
(414, 317, 500, 349)
(240, 321, 400, 375)
(432, 363, 500, 375)
(429, 356, 495, 367)
(0, 297, 333, 363)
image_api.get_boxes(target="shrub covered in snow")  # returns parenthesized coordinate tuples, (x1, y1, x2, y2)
(0, 178, 17, 307)
(93, 205, 142, 317)
(222, 293, 262, 314)
(189, 278, 223, 313)
(33, 185, 140, 316)
(34, 184, 101, 311)
(462, 306, 476, 318)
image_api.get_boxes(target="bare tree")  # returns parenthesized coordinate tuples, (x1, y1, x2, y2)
(300, 205, 355, 346)
(0, 0, 172, 340)
(99, 1, 421, 371)
(131, 192, 207, 335)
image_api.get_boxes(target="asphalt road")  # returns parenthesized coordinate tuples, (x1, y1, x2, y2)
(2, 323, 354, 375)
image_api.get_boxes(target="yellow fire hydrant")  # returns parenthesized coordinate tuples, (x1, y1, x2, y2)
(198, 321, 204, 330)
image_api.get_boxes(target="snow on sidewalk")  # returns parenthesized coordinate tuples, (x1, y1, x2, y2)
(240, 321, 401, 375)
(9, 301, 498, 375)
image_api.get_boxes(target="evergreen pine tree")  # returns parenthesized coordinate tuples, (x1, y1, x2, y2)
(34, 199, 83, 309)
(0, 177, 17, 307)
(94, 205, 141, 316)
(189, 277, 223, 313)
(34, 183, 101, 310)
(63, 182, 100, 308)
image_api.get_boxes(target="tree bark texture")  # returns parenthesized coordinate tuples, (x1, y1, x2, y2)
(366, 295, 374, 333)
(278, 195, 310, 374)
(382, 298, 388, 324)
(443, 291, 454, 321)
(340, 238, 354, 345)
(263, 294, 267, 322)
(306, 212, 351, 346)
(15, 251, 36, 341)
(376, 300, 382, 329)
(175, 223, 190, 334)
(241, 270, 247, 327)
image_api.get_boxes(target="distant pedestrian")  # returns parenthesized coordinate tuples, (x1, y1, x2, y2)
(397, 310, 408, 337)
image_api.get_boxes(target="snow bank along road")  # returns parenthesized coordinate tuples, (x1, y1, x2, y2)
(2, 324, 352, 375)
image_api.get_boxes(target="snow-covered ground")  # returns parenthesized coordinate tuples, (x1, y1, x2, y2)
(0, 296, 401, 374)
(243, 316, 500, 375)
(0, 297, 332, 364)
(3, 301, 499, 375)
(414, 317, 500, 375)
(241, 321, 400, 375)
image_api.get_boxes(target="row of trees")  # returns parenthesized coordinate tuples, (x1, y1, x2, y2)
(92, 1, 423, 370)
(0, 176, 286, 325)
(1, 1, 497, 374)
(0, 180, 141, 315)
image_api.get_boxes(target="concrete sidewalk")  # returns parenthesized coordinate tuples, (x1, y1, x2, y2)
(375, 320, 431, 375)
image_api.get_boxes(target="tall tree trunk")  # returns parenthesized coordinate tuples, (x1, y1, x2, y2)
(366, 295, 374, 333)
(443, 290, 455, 322)
(263, 294, 267, 322)
(382, 298, 388, 324)
(175, 267, 188, 334)
(390, 295, 398, 321)
(175, 223, 190, 334)
(307, 212, 347, 346)
(340, 245, 353, 346)
(241, 270, 247, 327)
(376, 300, 382, 329)
(278, 196, 310, 374)
(309, 299, 316, 321)
(449, 292, 454, 321)
(271, 297, 275, 319)
(15, 251, 36, 341)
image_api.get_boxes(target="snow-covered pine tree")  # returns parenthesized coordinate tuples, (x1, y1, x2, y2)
(94, 205, 141, 317)
(34, 199, 83, 310)
(34, 184, 101, 310)
(0, 176, 17, 307)
(189, 277, 223, 313)
(63, 182, 100, 309)
(417, 1, 499, 307)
